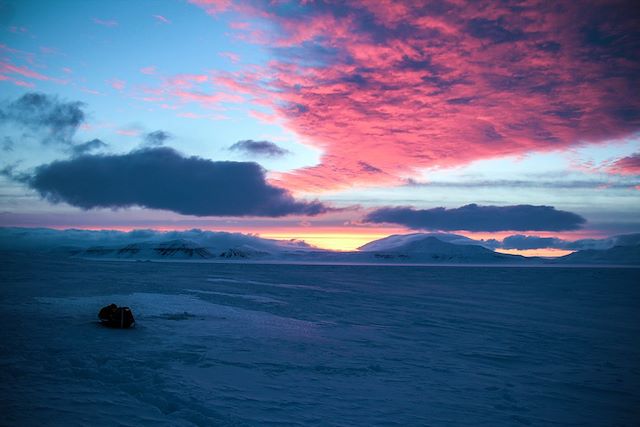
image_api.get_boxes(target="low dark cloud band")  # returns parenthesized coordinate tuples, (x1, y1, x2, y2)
(363, 204, 586, 232)
(27, 147, 328, 217)
(498, 233, 640, 250)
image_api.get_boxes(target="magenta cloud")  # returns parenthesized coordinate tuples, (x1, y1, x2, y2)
(192, 1, 640, 192)
(607, 153, 640, 175)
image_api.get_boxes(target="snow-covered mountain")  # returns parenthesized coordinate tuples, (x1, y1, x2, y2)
(0, 227, 316, 254)
(357, 235, 526, 263)
(217, 246, 271, 259)
(2, 227, 638, 265)
(80, 239, 215, 260)
(74, 234, 525, 264)
(358, 232, 493, 251)
(78, 239, 281, 261)
(556, 244, 640, 265)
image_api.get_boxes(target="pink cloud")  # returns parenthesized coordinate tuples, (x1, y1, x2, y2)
(108, 78, 126, 90)
(0, 43, 37, 66)
(0, 61, 50, 80)
(140, 66, 157, 75)
(166, 73, 208, 88)
(219, 51, 240, 63)
(0, 73, 35, 88)
(153, 15, 171, 24)
(177, 111, 228, 120)
(135, 72, 247, 111)
(189, 0, 232, 15)
(139, 96, 163, 102)
(8, 26, 28, 34)
(177, 112, 203, 119)
(116, 128, 140, 136)
(92, 18, 118, 27)
(191, 1, 640, 193)
(249, 109, 278, 124)
(39, 46, 58, 55)
(213, 74, 258, 94)
(81, 87, 101, 95)
(607, 153, 640, 176)
(229, 21, 250, 30)
(172, 90, 243, 106)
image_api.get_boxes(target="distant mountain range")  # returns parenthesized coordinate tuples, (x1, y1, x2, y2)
(68, 234, 524, 264)
(81, 239, 215, 260)
(355, 236, 525, 263)
(359, 233, 640, 265)
(1, 228, 638, 265)
(73, 235, 639, 265)
(76, 239, 272, 260)
(552, 244, 640, 265)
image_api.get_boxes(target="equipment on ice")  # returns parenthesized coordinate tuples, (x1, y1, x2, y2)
(98, 303, 135, 328)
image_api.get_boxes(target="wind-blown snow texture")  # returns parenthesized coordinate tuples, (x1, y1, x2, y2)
(1, 254, 639, 426)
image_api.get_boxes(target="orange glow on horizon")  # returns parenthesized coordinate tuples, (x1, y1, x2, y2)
(495, 248, 575, 258)
(258, 232, 396, 251)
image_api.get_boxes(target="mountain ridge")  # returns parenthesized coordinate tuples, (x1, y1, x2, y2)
(1, 228, 638, 266)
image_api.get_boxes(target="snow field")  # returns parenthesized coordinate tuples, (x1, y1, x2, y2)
(1, 254, 639, 426)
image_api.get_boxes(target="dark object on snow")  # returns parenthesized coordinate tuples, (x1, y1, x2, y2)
(98, 303, 135, 328)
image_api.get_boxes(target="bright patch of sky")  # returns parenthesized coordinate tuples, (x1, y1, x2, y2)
(1, 0, 320, 171)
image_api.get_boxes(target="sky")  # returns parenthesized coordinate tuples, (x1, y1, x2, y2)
(0, 0, 639, 253)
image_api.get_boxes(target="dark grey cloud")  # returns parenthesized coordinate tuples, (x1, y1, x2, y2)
(497, 233, 640, 250)
(613, 233, 640, 247)
(363, 204, 586, 232)
(501, 234, 564, 250)
(0, 92, 85, 144)
(70, 138, 107, 156)
(143, 130, 172, 147)
(25, 147, 328, 217)
(229, 139, 290, 157)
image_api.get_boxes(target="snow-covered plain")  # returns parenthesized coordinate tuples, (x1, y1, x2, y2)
(1, 253, 639, 426)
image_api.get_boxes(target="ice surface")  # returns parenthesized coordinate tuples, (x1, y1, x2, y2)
(186, 289, 287, 305)
(1, 253, 639, 426)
